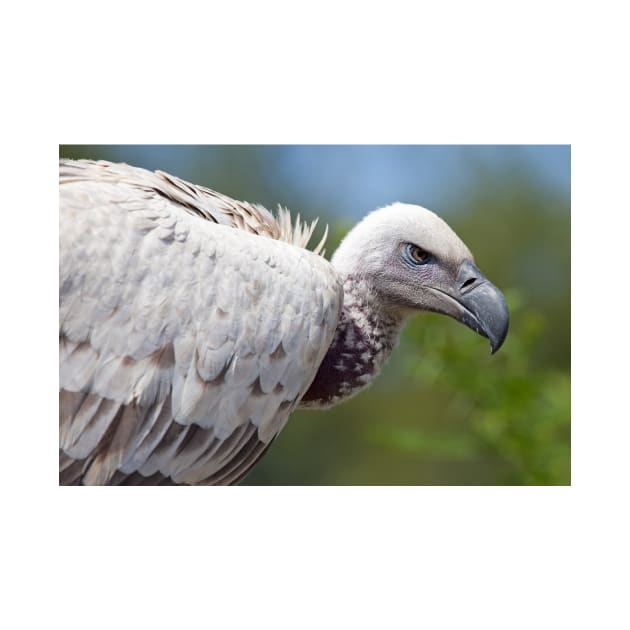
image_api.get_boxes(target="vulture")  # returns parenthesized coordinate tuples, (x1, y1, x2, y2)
(59, 159, 509, 485)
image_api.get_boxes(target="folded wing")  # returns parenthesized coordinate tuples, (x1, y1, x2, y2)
(59, 160, 342, 485)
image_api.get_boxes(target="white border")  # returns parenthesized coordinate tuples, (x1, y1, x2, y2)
(5, 1, 628, 628)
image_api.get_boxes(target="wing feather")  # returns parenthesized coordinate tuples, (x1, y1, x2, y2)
(59, 160, 342, 485)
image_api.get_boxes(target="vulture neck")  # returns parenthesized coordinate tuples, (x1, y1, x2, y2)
(300, 275, 404, 409)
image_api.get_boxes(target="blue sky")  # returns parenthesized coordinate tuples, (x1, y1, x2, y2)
(72, 145, 570, 221)
(272, 145, 570, 218)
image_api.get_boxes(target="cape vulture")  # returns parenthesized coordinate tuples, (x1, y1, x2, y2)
(59, 159, 509, 485)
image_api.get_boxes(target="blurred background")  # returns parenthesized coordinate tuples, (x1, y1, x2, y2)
(59, 145, 570, 485)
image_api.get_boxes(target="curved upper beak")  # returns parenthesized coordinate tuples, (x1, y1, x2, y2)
(427, 260, 509, 353)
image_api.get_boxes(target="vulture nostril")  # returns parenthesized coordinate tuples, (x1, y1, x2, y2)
(461, 277, 477, 290)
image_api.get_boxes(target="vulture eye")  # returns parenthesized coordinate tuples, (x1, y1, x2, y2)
(406, 244, 431, 265)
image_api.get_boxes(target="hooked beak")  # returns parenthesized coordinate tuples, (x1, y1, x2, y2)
(426, 261, 509, 353)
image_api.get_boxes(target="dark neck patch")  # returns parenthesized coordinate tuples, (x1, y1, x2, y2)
(300, 280, 402, 408)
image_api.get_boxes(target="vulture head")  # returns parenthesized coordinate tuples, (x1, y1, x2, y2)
(331, 203, 509, 353)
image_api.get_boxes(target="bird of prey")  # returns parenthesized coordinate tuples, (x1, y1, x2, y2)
(59, 159, 509, 485)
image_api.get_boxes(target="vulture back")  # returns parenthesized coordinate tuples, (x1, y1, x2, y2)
(59, 160, 342, 485)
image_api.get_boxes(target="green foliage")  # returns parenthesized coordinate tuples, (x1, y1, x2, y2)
(398, 290, 570, 484)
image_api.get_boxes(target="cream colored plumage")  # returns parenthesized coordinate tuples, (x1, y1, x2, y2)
(59, 160, 341, 485)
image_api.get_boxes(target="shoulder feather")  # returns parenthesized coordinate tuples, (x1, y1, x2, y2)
(59, 159, 328, 254)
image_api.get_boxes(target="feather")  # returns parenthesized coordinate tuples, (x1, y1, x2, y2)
(59, 159, 343, 485)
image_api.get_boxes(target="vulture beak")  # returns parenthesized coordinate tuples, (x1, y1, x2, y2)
(427, 260, 510, 353)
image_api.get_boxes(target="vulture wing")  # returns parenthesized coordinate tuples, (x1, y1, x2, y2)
(59, 160, 342, 485)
